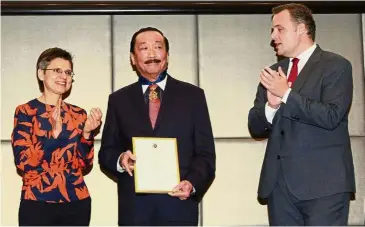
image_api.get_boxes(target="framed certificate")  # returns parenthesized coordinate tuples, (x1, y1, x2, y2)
(132, 137, 180, 193)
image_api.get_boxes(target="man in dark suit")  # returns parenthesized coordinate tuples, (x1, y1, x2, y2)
(248, 3, 355, 225)
(98, 27, 216, 226)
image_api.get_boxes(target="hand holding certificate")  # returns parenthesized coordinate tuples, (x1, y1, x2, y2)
(133, 137, 180, 193)
(119, 150, 136, 176)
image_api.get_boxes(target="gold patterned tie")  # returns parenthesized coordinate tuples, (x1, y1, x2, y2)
(148, 84, 160, 129)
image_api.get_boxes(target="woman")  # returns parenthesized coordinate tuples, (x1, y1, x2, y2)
(11, 47, 102, 226)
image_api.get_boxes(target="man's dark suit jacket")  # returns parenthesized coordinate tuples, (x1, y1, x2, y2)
(248, 45, 356, 200)
(98, 75, 216, 224)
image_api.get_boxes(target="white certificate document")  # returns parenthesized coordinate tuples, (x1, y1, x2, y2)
(132, 137, 180, 193)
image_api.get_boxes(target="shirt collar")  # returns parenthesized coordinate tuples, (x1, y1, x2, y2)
(142, 74, 167, 93)
(291, 43, 317, 62)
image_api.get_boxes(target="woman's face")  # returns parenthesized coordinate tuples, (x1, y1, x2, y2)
(38, 58, 73, 96)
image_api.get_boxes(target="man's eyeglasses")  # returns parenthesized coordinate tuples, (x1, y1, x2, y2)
(44, 68, 74, 77)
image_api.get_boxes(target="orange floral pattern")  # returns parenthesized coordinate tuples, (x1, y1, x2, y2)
(11, 99, 94, 203)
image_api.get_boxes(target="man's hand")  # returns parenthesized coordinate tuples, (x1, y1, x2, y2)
(119, 150, 136, 176)
(267, 90, 281, 109)
(260, 66, 289, 98)
(168, 180, 193, 200)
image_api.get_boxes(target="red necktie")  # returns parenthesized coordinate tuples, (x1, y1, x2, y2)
(148, 84, 160, 129)
(288, 58, 299, 87)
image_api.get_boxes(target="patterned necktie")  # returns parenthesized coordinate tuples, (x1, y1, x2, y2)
(288, 58, 300, 87)
(148, 84, 160, 129)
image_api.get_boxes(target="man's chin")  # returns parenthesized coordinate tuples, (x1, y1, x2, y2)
(145, 67, 163, 73)
(144, 70, 159, 75)
(275, 50, 284, 57)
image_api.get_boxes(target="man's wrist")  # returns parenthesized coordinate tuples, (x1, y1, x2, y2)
(190, 187, 196, 196)
(282, 88, 292, 104)
(119, 152, 125, 169)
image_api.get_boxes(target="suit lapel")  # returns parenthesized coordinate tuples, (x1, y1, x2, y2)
(153, 76, 175, 131)
(129, 82, 153, 132)
(291, 45, 322, 92)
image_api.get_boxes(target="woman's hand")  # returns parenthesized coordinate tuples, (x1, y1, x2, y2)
(83, 108, 103, 139)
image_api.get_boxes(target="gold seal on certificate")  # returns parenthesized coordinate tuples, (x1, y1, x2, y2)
(132, 137, 180, 193)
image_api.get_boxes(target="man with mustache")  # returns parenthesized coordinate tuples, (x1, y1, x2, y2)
(99, 27, 216, 226)
(248, 3, 355, 225)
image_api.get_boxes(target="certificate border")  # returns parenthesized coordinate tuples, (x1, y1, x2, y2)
(132, 137, 180, 194)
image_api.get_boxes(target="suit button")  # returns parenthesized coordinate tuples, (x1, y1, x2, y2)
(277, 155, 281, 160)
(280, 130, 284, 135)
(264, 127, 269, 131)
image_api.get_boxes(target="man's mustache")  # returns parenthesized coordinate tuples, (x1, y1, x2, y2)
(145, 59, 161, 64)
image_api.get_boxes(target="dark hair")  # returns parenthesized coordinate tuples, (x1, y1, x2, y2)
(36, 47, 73, 92)
(130, 27, 169, 53)
(272, 3, 316, 41)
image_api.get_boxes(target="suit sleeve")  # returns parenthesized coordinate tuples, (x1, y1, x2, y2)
(98, 94, 126, 175)
(281, 59, 353, 130)
(248, 83, 272, 138)
(185, 89, 216, 201)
